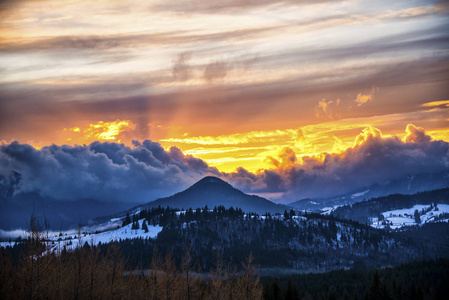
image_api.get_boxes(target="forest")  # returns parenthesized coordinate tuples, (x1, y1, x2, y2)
(261, 258, 449, 300)
(1, 205, 449, 299)
(0, 215, 262, 300)
(2, 229, 448, 300)
(110, 206, 447, 271)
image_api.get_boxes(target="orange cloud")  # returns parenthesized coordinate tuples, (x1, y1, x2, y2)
(159, 106, 449, 173)
(264, 124, 433, 175)
(315, 98, 340, 120)
(225, 123, 449, 202)
(354, 87, 378, 107)
(265, 147, 298, 169)
(85, 120, 134, 141)
(2, 123, 447, 209)
(331, 135, 346, 153)
(402, 124, 431, 144)
(420, 100, 449, 107)
(64, 120, 136, 144)
(353, 126, 383, 147)
(161, 129, 297, 145)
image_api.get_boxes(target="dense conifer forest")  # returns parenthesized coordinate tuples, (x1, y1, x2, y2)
(1, 204, 449, 299)
(261, 259, 449, 300)
(2, 232, 448, 299)
(111, 206, 447, 271)
(0, 215, 262, 300)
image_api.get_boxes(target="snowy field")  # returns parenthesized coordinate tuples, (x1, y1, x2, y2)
(371, 204, 449, 229)
(0, 219, 162, 251)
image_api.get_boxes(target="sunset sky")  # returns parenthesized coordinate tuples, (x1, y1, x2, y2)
(1, 0, 448, 204)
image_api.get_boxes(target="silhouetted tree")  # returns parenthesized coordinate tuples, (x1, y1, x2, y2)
(123, 213, 131, 227)
(131, 219, 140, 230)
(142, 220, 149, 233)
(366, 270, 382, 300)
(414, 210, 421, 224)
(289, 209, 296, 219)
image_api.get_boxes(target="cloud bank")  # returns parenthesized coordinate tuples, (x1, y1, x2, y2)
(1, 125, 448, 205)
(225, 124, 449, 201)
(0, 140, 219, 204)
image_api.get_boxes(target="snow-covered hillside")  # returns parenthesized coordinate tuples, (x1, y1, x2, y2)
(371, 204, 449, 229)
(0, 219, 162, 251)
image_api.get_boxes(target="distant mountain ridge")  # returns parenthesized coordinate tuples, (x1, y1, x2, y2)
(288, 172, 449, 211)
(2, 171, 448, 230)
(123, 176, 288, 216)
(332, 187, 449, 224)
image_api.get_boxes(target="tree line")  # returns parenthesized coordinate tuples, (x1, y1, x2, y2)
(0, 214, 262, 300)
(261, 259, 449, 300)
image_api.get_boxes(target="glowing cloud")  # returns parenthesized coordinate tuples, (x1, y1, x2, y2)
(354, 87, 377, 107)
(420, 100, 449, 107)
(353, 126, 383, 146)
(265, 147, 298, 169)
(402, 124, 431, 144)
(1, 124, 448, 208)
(225, 124, 449, 202)
(65, 120, 136, 143)
(85, 120, 134, 141)
(161, 129, 297, 146)
(315, 99, 341, 120)
(158, 106, 449, 173)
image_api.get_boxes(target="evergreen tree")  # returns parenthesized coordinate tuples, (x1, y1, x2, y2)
(142, 220, 149, 233)
(414, 210, 421, 224)
(263, 282, 274, 300)
(285, 279, 299, 300)
(366, 270, 382, 300)
(380, 279, 391, 300)
(271, 278, 281, 300)
(328, 286, 337, 300)
(289, 209, 296, 218)
(122, 213, 131, 227)
(131, 219, 140, 230)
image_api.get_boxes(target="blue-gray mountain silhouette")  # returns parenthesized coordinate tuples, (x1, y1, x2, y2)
(136, 176, 287, 214)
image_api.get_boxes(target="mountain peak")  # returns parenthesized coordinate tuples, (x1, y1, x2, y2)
(136, 175, 287, 214)
(188, 176, 235, 193)
(195, 176, 228, 185)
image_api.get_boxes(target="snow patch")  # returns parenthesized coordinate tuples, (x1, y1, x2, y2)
(1, 219, 163, 252)
(371, 204, 449, 229)
(351, 189, 370, 199)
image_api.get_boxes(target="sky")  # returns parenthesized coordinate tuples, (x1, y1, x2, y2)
(0, 0, 449, 205)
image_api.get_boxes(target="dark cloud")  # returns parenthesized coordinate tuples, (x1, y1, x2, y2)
(204, 61, 228, 82)
(0, 0, 46, 16)
(0, 140, 219, 204)
(226, 125, 449, 202)
(172, 52, 192, 81)
(1, 125, 448, 207)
